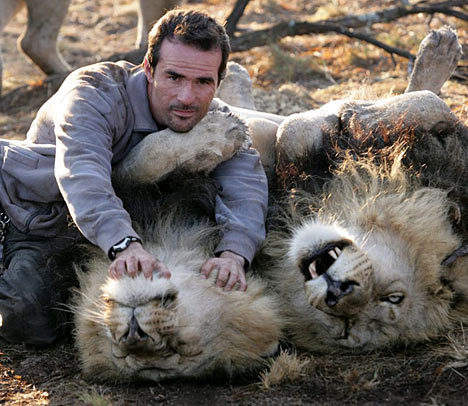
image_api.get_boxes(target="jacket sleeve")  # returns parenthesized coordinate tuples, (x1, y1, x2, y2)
(211, 147, 268, 266)
(53, 84, 140, 255)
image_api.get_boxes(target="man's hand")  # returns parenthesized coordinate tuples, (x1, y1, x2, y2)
(108, 241, 171, 280)
(200, 251, 247, 292)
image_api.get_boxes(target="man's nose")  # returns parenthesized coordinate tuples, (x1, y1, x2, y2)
(177, 81, 195, 105)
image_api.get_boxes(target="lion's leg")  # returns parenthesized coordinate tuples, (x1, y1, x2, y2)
(113, 111, 251, 184)
(247, 117, 279, 175)
(20, 0, 71, 75)
(136, 0, 178, 49)
(215, 61, 285, 172)
(405, 26, 462, 95)
(216, 62, 286, 125)
(216, 61, 257, 110)
(0, 0, 25, 95)
(276, 100, 345, 165)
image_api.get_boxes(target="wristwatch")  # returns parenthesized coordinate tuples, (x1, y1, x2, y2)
(108, 236, 142, 260)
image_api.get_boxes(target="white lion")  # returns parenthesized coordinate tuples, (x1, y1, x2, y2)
(256, 27, 466, 351)
(74, 216, 282, 382)
(260, 88, 468, 351)
(225, 26, 468, 352)
(0, 0, 178, 94)
(72, 110, 283, 382)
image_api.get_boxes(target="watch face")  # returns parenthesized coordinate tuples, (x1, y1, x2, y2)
(114, 238, 133, 251)
(109, 237, 141, 260)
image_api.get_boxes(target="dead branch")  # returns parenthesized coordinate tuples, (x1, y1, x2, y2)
(225, 0, 252, 37)
(334, 27, 414, 60)
(230, 0, 468, 52)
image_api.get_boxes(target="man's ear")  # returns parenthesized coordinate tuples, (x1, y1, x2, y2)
(143, 58, 154, 83)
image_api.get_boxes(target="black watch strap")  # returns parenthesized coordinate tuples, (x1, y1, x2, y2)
(108, 236, 142, 260)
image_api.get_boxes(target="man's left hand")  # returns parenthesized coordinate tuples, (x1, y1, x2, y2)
(200, 251, 247, 291)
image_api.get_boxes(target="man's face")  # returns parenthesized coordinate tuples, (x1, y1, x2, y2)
(144, 39, 222, 132)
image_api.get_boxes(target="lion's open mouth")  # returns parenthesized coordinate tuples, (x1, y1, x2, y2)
(300, 241, 349, 281)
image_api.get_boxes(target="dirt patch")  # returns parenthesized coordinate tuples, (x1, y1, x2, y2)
(1, 0, 468, 404)
(2, 334, 468, 405)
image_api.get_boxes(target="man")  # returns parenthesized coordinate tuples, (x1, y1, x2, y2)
(0, 9, 268, 345)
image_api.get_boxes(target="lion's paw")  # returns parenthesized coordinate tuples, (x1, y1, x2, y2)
(406, 26, 462, 94)
(113, 110, 250, 184)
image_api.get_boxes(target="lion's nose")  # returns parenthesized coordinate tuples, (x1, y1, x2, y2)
(323, 273, 358, 307)
(121, 315, 150, 345)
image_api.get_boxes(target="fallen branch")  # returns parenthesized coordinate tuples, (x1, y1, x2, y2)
(334, 27, 414, 60)
(231, 0, 467, 52)
(225, 0, 252, 37)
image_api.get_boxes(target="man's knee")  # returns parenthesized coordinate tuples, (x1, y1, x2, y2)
(0, 284, 67, 346)
(0, 241, 70, 345)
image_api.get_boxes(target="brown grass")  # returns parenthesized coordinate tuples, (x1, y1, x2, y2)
(259, 349, 311, 389)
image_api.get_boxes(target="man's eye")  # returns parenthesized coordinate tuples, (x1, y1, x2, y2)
(168, 75, 179, 81)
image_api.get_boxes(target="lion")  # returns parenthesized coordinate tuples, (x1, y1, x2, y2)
(0, 0, 179, 94)
(71, 110, 283, 382)
(257, 89, 468, 352)
(225, 27, 467, 352)
(71, 26, 466, 379)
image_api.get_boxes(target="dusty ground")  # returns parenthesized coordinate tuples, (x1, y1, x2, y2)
(0, 0, 468, 405)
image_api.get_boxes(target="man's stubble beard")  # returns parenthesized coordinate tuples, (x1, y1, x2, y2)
(165, 105, 203, 133)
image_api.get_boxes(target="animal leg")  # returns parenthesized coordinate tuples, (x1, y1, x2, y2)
(113, 110, 250, 184)
(20, 0, 71, 75)
(405, 26, 462, 95)
(0, 0, 25, 95)
(216, 61, 257, 110)
(136, 0, 178, 49)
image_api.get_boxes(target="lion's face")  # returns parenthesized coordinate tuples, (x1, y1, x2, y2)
(100, 276, 205, 380)
(282, 182, 459, 351)
(289, 221, 420, 349)
(74, 236, 282, 382)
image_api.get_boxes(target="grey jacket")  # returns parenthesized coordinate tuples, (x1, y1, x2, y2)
(0, 61, 268, 264)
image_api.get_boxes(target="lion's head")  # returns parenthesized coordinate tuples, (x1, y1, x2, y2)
(264, 155, 468, 351)
(262, 91, 468, 351)
(73, 219, 282, 382)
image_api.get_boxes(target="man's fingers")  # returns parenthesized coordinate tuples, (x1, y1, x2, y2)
(200, 256, 248, 292)
(154, 260, 172, 279)
(126, 256, 140, 278)
(224, 269, 247, 292)
(224, 272, 239, 291)
(200, 259, 216, 279)
(107, 244, 172, 280)
(216, 267, 230, 287)
(109, 259, 127, 279)
(237, 271, 247, 292)
(139, 256, 156, 279)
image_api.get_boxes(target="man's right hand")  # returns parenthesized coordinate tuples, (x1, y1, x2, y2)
(108, 241, 171, 280)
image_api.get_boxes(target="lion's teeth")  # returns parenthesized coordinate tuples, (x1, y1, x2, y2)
(335, 247, 342, 256)
(328, 249, 338, 260)
(309, 261, 318, 279)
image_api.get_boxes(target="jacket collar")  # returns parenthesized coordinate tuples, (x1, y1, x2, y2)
(127, 67, 159, 133)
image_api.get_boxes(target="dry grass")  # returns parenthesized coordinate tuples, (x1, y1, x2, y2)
(434, 325, 468, 367)
(259, 349, 311, 389)
(78, 389, 113, 406)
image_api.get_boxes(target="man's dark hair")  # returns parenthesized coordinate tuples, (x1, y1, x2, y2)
(145, 9, 231, 83)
